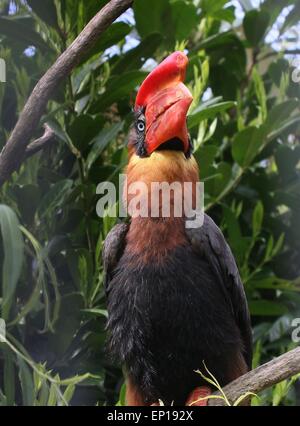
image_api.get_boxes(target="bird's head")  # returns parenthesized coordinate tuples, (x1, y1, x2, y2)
(125, 52, 199, 219)
(129, 51, 193, 159)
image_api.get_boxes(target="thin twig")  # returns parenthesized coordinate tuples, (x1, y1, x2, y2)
(0, 0, 134, 186)
(25, 124, 56, 159)
(259, 49, 300, 61)
(208, 346, 300, 406)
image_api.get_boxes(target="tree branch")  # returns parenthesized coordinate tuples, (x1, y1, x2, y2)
(259, 49, 300, 61)
(25, 124, 56, 159)
(0, 0, 133, 187)
(208, 346, 300, 406)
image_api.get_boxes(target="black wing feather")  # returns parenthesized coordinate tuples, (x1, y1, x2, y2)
(102, 223, 129, 295)
(186, 213, 252, 369)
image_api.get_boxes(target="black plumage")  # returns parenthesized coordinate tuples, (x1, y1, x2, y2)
(103, 214, 252, 405)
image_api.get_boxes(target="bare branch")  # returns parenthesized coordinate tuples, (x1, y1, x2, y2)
(0, 0, 134, 186)
(25, 124, 56, 159)
(208, 346, 300, 406)
(259, 49, 300, 61)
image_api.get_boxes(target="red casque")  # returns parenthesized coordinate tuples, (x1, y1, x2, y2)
(135, 51, 193, 155)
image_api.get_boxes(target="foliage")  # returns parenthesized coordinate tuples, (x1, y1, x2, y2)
(0, 0, 300, 406)
(194, 363, 256, 406)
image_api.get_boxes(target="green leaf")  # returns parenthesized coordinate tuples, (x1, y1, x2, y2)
(262, 0, 295, 27)
(116, 383, 126, 406)
(272, 381, 288, 406)
(272, 233, 285, 257)
(0, 17, 53, 52)
(3, 348, 15, 406)
(134, 0, 170, 39)
(275, 143, 300, 182)
(47, 119, 81, 158)
(204, 162, 232, 199)
(232, 127, 264, 168)
(252, 201, 264, 237)
(264, 100, 300, 139)
(17, 356, 34, 406)
(38, 180, 73, 219)
(77, 249, 93, 300)
(0, 205, 24, 319)
(68, 115, 103, 153)
(47, 293, 84, 357)
(80, 23, 131, 64)
(266, 100, 299, 127)
(252, 67, 267, 122)
(86, 121, 124, 170)
(243, 10, 270, 46)
(82, 308, 108, 319)
(201, 0, 235, 22)
(89, 71, 148, 113)
(63, 385, 75, 404)
(47, 383, 58, 406)
(263, 102, 300, 145)
(194, 145, 218, 176)
(0, 387, 7, 406)
(27, 0, 58, 29)
(252, 340, 262, 370)
(195, 31, 239, 50)
(188, 100, 235, 129)
(16, 228, 45, 323)
(266, 116, 300, 143)
(201, 0, 228, 14)
(268, 58, 290, 88)
(59, 372, 100, 386)
(11, 184, 41, 225)
(170, 0, 198, 41)
(37, 381, 49, 406)
(249, 300, 288, 316)
(264, 235, 274, 261)
(113, 33, 162, 75)
(280, 3, 300, 34)
(67, 249, 91, 296)
(223, 206, 242, 243)
(222, 206, 249, 264)
(211, 7, 236, 23)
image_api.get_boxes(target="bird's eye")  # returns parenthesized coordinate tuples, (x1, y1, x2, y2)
(137, 121, 145, 132)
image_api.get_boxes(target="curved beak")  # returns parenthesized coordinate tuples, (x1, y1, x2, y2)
(135, 51, 193, 155)
(144, 83, 193, 154)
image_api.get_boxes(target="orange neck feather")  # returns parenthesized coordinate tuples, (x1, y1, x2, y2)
(123, 151, 199, 263)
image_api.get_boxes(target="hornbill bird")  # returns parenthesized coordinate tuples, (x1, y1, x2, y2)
(103, 51, 252, 406)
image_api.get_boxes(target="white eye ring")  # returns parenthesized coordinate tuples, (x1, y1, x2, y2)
(137, 121, 145, 132)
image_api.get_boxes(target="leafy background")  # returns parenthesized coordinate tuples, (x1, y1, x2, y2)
(0, 0, 300, 406)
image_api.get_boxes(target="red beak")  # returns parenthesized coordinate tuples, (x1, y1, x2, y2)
(135, 51, 193, 155)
